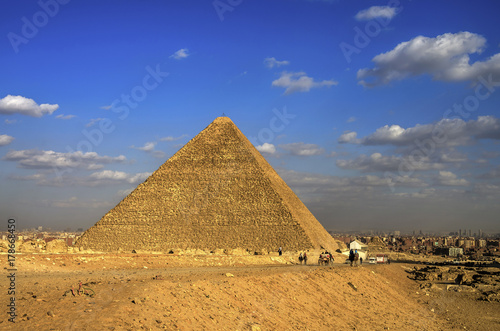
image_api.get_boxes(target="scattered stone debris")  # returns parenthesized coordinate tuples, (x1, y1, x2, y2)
(406, 265, 500, 302)
(348, 282, 358, 291)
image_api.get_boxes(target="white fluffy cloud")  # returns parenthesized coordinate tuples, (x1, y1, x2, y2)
(336, 153, 445, 172)
(342, 116, 500, 146)
(130, 141, 166, 158)
(357, 32, 500, 87)
(0, 134, 14, 146)
(0, 95, 59, 117)
(264, 57, 290, 68)
(338, 131, 359, 143)
(131, 141, 156, 152)
(279, 142, 324, 156)
(256, 143, 276, 154)
(89, 170, 151, 184)
(272, 72, 338, 95)
(355, 6, 397, 21)
(9, 169, 150, 187)
(436, 171, 469, 186)
(170, 48, 190, 60)
(3, 149, 126, 170)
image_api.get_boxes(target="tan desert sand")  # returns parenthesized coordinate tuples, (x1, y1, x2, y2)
(2, 252, 499, 330)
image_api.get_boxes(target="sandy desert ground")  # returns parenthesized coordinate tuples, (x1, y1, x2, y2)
(1, 253, 499, 330)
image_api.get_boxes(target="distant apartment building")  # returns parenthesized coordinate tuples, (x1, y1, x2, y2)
(464, 239, 475, 249)
(448, 247, 464, 257)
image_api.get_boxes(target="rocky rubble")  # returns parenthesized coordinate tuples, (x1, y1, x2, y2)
(406, 265, 500, 302)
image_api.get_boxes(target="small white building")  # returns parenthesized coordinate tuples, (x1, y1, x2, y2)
(349, 240, 368, 251)
(342, 240, 369, 261)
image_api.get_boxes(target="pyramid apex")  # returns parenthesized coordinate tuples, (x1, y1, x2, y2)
(213, 116, 233, 123)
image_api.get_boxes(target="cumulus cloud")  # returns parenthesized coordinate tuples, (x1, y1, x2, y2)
(55, 114, 75, 120)
(279, 169, 427, 194)
(3, 149, 126, 170)
(256, 143, 276, 154)
(264, 57, 290, 68)
(357, 32, 500, 87)
(0, 134, 14, 146)
(355, 6, 397, 21)
(439, 151, 467, 163)
(170, 48, 190, 60)
(436, 171, 470, 186)
(336, 152, 445, 172)
(89, 170, 151, 184)
(0, 95, 59, 117)
(8, 169, 150, 187)
(344, 116, 500, 147)
(131, 141, 156, 152)
(130, 141, 166, 158)
(272, 72, 338, 95)
(338, 131, 359, 143)
(279, 142, 324, 156)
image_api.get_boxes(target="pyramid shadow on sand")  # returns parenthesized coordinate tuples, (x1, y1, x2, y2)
(76, 117, 337, 253)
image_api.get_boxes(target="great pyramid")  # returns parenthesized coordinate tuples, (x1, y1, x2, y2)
(76, 117, 337, 252)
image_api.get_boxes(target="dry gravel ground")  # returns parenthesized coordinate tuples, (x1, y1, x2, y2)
(1, 253, 499, 330)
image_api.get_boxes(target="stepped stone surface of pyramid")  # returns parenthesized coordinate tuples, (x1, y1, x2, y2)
(76, 117, 337, 252)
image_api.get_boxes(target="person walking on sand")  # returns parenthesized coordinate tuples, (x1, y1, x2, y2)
(349, 249, 355, 267)
(299, 252, 303, 264)
(278, 247, 282, 256)
(303, 252, 308, 265)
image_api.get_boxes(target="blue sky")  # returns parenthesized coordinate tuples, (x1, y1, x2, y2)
(1, 0, 499, 234)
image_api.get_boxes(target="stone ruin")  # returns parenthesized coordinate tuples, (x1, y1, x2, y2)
(75, 117, 338, 253)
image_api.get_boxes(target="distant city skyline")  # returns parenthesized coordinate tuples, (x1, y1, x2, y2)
(1, 1, 499, 233)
